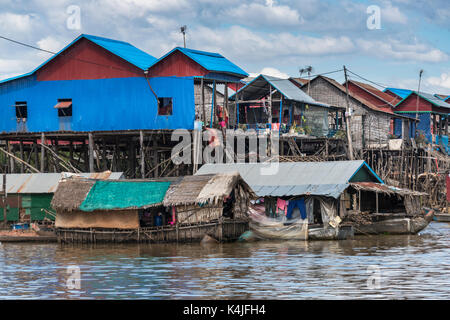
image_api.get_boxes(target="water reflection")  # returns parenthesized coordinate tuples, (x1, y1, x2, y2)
(0, 222, 449, 299)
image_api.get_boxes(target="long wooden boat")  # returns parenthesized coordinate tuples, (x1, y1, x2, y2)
(0, 230, 57, 242)
(350, 209, 434, 235)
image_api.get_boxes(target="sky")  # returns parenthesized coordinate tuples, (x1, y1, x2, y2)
(0, 0, 449, 94)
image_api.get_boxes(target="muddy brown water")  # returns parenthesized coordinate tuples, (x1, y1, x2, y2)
(0, 222, 449, 299)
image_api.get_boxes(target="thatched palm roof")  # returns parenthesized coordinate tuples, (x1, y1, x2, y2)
(51, 178, 95, 212)
(163, 172, 255, 206)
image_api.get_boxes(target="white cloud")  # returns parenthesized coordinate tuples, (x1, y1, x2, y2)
(426, 72, 450, 91)
(190, 25, 355, 63)
(381, 1, 408, 24)
(357, 38, 448, 63)
(224, 2, 304, 27)
(250, 67, 289, 79)
(0, 12, 34, 32)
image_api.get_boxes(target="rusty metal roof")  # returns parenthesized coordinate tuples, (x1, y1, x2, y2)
(0, 172, 124, 194)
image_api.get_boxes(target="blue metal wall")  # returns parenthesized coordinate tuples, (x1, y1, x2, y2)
(394, 113, 430, 140)
(0, 75, 195, 132)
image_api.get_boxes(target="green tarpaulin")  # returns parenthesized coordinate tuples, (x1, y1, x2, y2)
(79, 180, 171, 212)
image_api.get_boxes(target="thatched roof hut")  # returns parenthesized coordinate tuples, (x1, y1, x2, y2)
(163, 172, 255, 206)
(163, 172, 255, 225)
(52, 177, 172, 230)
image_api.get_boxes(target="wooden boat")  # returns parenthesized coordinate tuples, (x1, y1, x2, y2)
(248, 209, 354, 241)
(0, 230, 57, 242)
(350, 209, 434, 235)
(434, 213, 450, 222)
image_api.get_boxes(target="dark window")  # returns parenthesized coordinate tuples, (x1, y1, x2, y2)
(15, 101, 27, 119)
(56, 99, 72, 117)
(158, 97, 173, 116)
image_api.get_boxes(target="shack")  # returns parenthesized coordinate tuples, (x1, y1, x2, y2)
(163, 172, 256, 242)
(52, 177, 173, 243)
(196, 161, 431, 238)
(229, 74, 340, 137)
(0, 171, 123, 225)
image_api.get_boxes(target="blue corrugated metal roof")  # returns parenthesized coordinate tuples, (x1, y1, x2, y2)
(83, 34, 156, 70)
(229, 74, 330, 107)
(384, 88, 412, 99)
(195, 161, 383, 199)
(0, 34, 156, 85)
(150, 47, 248, 77)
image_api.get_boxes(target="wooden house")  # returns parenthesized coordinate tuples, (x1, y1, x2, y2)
(303, 76, 416, 149)
(229, 74, 342, 137)
(393, 91, 450, 153)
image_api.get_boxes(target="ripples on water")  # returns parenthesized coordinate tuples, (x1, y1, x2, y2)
(0, 222, 449, 299)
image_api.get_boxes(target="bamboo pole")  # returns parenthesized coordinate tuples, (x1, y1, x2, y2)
(0, 146, 40, 173)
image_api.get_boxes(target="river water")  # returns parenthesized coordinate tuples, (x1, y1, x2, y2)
(0, 222, 449, 300)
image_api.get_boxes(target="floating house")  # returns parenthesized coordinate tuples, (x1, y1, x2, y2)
(0, 171, 123, 224)
(163, 173, 255, 242)
(196, 161, 431, 238)
(303, 76, 416, 149)
(229, 74, 342, 137)
(52, 172, 255, 243)
(0, 34, 247, 177)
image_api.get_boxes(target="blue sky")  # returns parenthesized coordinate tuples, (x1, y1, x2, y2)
(0, 0, 449, 94)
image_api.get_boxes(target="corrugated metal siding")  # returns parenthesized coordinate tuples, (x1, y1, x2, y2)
(149, 47, 248, 78)
(149, 50, 208, 78)
(0, 76, 195, 132)
(395, 94, 433, 112)
(36, 38, 145, 81)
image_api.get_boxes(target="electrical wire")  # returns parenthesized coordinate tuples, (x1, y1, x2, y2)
(0, 35, 137, 73)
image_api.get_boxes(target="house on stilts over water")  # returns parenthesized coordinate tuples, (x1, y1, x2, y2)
(0, 34, 248, 178)
(196, 160, 433, 240)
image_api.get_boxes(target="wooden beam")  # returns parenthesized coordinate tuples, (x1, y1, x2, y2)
(40, 133, 45, 172)
(88, 133, 94, 173)
(140, 130, 145, 178)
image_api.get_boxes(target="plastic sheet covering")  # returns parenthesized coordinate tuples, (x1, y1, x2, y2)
(248, 206, 308, 240)
(319, 197, 338, 228)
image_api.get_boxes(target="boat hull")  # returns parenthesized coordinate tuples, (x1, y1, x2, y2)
(434, 214, 450, 222)
(353, 210, 434, 235)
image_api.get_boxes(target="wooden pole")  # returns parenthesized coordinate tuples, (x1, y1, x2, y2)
(3, 174, 6, 228)
(88, 133, 94, 173)
(0, 147, 40, 173)
(140, 130, 145, 178)
(40, 132, 45, 172)
(19, 141, 24, 173)
(343, 66, 354, 160)
(201, 78, 206, 125)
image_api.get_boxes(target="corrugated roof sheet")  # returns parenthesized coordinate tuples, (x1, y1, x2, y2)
(83, 34, 157, 70)
(416, 91, 450, 109)
(195, 161, 383, 199)
(384, 88, 412, 99)
(230, 74, 329, 107)
(150, 47, 248, 77)
(348, 80, 402, 107)
(0, 172, 124, 194)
